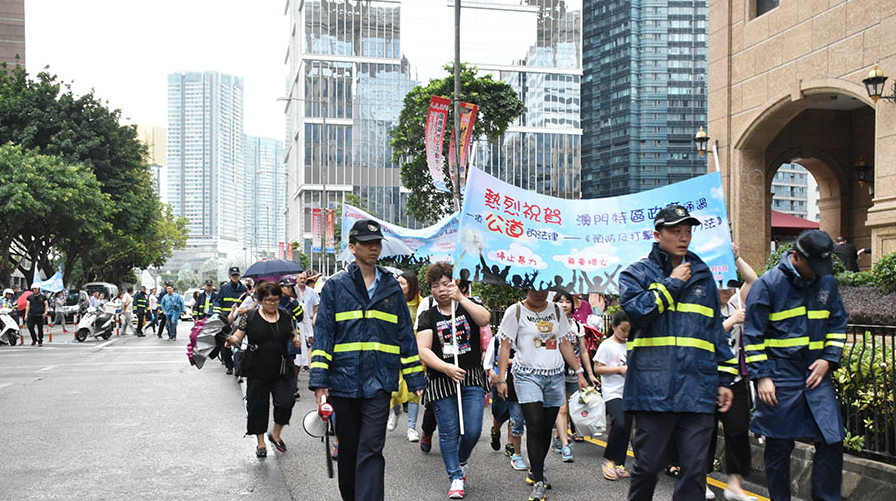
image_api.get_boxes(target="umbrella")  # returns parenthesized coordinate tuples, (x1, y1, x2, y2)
(336, 238, 415, 262)
(186, 315, 231, 369)
(243, 259, 305, 278)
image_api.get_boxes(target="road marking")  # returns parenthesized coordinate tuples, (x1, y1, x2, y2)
(0, 360, 186, 370)
(96, 339, 117, 350)
(582, 435, 769, 501)
(0, 383, 11, 391)
(39, 365, 55, 372)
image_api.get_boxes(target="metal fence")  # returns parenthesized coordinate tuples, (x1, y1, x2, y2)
(836, 324, 896, 462)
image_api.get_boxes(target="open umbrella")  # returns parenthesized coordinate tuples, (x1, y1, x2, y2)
(243, 259, 305, 278)
(336, 237, 415, 262)
(186, 315, 231, 369)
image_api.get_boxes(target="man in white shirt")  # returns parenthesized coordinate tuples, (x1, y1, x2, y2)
(295, 270, 320, 368)
(120, 287, 134, 336)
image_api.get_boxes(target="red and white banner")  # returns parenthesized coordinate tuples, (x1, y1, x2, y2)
(325, 209, 336, 254)
(278, 242, 285, 259)
(448, 102, 478, 190)
(312, 208, 322, 254)
(287, 242, 293, 261)
(425, 95, 451, 193)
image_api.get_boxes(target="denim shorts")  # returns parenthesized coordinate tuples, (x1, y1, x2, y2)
(491, 386, 525, 436)
(512, 370, 566, 407)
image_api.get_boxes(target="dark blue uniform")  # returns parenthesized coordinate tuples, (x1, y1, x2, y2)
(214, 280, 247, 373)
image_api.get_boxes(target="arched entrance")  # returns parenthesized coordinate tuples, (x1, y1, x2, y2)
(729, 81, 876, 269)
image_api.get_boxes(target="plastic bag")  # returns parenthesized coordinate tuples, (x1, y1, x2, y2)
(568, 386, 606, 437)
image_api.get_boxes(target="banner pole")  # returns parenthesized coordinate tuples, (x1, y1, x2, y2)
(451, 0, 462, 211)
(451, 299, 464, 435)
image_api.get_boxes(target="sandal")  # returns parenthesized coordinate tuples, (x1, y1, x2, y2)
(268, 433, 287, 452)
(256, 447, 267, 458)
(664, 465, 681, 478)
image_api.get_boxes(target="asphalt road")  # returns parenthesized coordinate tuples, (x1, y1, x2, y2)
(0, 321, 773, 501)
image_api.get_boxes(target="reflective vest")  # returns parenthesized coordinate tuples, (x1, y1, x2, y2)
(134, 292, 148, 311)
(214, 281, 247, 316)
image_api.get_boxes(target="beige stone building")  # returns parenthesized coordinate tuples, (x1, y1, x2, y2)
(0, 0, 25, 67)
(708, 0, 896, 269)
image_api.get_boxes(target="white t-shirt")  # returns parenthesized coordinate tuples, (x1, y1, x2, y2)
(499, 301, 569, 375)
(594, 337, 627, 401)
(297, 286, 320, 338)
(720, 288, 744, 383)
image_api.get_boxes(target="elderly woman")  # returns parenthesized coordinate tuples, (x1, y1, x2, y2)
(225, 281, 303, 458)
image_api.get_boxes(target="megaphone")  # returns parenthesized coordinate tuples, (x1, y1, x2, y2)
(303, 396, 333, 438)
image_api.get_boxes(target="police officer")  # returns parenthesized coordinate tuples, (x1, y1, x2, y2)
(744, 230, 847, 501)
(618, 205, 737, 501)
(215, 267, 248, 375)
(277, 278, 304, 325)
(134, 286, 149, 337)
(156, 283, 171, 338)
(310, 219, 426, 501)
(195, 280, 217, 319)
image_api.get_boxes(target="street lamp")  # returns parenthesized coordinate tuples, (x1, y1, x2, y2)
(862, 63, 895, 103)
(694, 126, 721, 172)
(855, 156, 873, 188)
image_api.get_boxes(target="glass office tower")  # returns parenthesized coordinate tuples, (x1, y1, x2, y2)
(581, 0, 708, 198)
(244, 136, 287, 258)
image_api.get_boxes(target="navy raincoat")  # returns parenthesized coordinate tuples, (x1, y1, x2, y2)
(619, 243, 737, 414)
(309, 264, 426, 398)
(743, 252, 847, 444)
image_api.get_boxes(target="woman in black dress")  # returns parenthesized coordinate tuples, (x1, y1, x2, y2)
(225, 281, 303, 458)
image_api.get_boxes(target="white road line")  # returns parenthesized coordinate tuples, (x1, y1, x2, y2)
(95, 339, 117, 350)
(38, 365, 55, 372)
(0, 383, 11, 391)
(0, 360, 186, 370)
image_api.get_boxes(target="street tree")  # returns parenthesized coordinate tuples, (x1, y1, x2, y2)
(0, 64, 188, 284)
(389, 63, 523, 224)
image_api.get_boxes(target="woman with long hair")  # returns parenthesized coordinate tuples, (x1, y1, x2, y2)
(388, 271, 425, 441)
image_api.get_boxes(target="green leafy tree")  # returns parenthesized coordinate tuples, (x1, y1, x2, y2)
(389, 63, 524, 224)
(0, 143, 110, 286)
(0, 64, 188, 285)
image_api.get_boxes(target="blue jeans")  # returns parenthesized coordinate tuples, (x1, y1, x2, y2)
(407, 402, 419, 430)
(166, 316, 178, 339)
(431, 385, 485, 480)
(491, 386, 525, 436)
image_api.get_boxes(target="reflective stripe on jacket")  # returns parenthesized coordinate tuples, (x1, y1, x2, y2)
(619, 243, 736, 414)
(279, 296, 304, 323)
(309, 264, 425, 398)
(743, 251, 847, 443)
(134, 292, 148, 311)
(214, 281, 247, 316)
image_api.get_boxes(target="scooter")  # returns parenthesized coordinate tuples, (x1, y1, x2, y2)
(0, 307, 19, 346)
(75, 305, 115, 342)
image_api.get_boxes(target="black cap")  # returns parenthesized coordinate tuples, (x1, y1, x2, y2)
(349, 219, 385, 243)
(278, 278, 295, 286)
(654, 204, 701, 229)
(794, 229, 835, 276)
(228, 266, 240, 276)
(164, 281, 172, 287)
(204, 280, 213, 286)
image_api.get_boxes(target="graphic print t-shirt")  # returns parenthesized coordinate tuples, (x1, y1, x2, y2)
(499, 302, 569, 373)
(417, 300, 483, 381)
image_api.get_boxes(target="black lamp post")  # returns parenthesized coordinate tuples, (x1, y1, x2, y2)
(694, 126, 709, 156)
(862, 63, 895, 103)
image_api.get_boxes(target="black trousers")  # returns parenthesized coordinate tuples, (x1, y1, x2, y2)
(158, 312, 166, 334)
(135, 310, 147, 333)
(221, 346, 234, 370)
(27, 315, 44, 343)
(330, 392, 390, 501)
(628, 412, 714, 501)
(245, 375, 295, 436)
(707, 379, 752, 476)
(604, 398, 634, 465)
(421, 401, 437, 436)
(765, 438, 842, 501)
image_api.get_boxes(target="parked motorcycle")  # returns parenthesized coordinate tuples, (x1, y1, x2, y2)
(75, 305, 115, 342)
(0, 307, 19, 346)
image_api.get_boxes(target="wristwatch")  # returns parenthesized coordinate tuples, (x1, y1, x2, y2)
(574, 367, 584, 375)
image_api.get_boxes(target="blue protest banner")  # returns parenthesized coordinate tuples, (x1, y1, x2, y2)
(452, 167, 737, 294)
(340, 205, 459, 263)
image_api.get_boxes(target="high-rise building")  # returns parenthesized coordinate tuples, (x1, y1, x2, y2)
(581, 0, 708, 197)
(135, 124, 167, 203)
(771, 163, 817, 220)
(284, 0, 415, 265)
(165, 71, 245, 272)
(244, 136, 287, 259)
(0, 0, 24, 67)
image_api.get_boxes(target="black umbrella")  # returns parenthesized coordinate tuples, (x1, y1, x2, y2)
(242, 259, 305, 278)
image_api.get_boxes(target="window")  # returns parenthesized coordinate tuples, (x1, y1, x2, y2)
(756, 0, 779, 17)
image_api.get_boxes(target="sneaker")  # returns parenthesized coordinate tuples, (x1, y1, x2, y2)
(560, 445, 573, 462)
(551, 437, 562, 453)
(420, 433, 432, 453)
(460, 462, 468, 482)
(525, 471, 551, 489)
(504, 443, 515, 457)
(615, 465, 630, 478)
(448, 478, 465, 499)
(603, 461, 619, 481)
(330, 444, 338, 460)
(407, 429, 420, 442)
(226, 368, 233, 375)
(490, 426, 501, 451)
(510, 454, 528, 471)
(528, 481, 547, 501)
(706, 488, 716, 500)
(722, 489, 757, 501)
(387, 411, 398, 432)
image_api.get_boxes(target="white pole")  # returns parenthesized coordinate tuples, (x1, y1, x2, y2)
(712, 141, 721, 173)
(451, 299, 464, 435)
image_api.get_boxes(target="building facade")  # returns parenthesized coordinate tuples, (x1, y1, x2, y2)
(244, 136, 287, 259)
(165, 71, 246, 272)
(770, 163, 811, 218)
(707, 0, 896, 272)
(136, 124, 167, 204)
(581, 0, 709, 197)
(0, 0, 24, 67)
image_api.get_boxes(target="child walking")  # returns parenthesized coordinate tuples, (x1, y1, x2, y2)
(594, 310, 633, 480)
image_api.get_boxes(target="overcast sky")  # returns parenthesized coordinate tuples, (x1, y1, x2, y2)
(25, 0, 288, 139)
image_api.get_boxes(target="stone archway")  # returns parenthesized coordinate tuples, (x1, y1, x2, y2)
(728, 81, 876, 269)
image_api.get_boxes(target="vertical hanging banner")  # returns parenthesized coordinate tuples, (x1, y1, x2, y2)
(448, 102, 478, 190)
(278, 242, 285, 259)
(312, 208, 323, 254)
(287, 243, 294, 261)
(325, 209, 336, 254)
(425, 96, 452, 193)
(452, 168, 738, 294)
